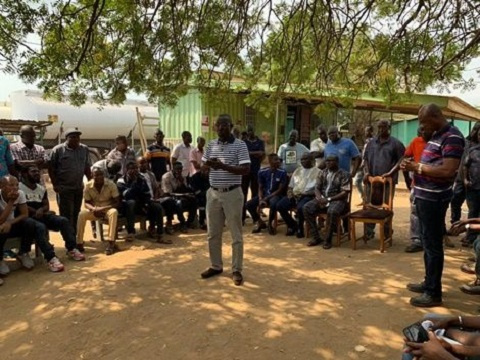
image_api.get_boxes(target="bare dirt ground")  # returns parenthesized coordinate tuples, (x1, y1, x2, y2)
(0, 187, 477, 360)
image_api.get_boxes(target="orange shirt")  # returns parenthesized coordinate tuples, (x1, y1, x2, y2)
(405, 136, 426, 162)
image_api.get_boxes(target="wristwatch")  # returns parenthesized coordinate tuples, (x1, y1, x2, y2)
(327, 197, 332, 202)
(466, 224, 471, 230)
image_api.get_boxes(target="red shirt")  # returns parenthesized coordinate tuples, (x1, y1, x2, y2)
(405, 136, 426, 162)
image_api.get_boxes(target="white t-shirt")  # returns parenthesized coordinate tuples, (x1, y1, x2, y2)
(0, 189, 27, 221)
(171, 143, 192, 177)
(19, 183, 46, 208)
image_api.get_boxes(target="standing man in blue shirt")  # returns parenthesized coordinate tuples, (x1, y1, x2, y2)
(246, 153, 287, 234)
(324, 126, 361, 177)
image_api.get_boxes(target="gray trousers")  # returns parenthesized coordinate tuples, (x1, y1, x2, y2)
(206, 187, 244, 272)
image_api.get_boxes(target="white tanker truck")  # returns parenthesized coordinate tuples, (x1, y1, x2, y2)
(6, 90, 160, 162)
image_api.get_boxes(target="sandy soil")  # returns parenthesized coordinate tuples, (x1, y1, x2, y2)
(0, 187, 477, 360)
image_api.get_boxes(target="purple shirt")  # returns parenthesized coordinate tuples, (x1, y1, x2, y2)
(414, 124, 464, 202)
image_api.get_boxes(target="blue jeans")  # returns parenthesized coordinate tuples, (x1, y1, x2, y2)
(416, 198, 449, 298)
(17, 218, 56, 261)
(466, 189, 480, 243)
(36, 213, 77, 251)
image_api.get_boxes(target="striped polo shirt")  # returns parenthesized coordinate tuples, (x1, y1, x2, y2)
(202, 135, 250, 187)
(414, 124, 465, 202)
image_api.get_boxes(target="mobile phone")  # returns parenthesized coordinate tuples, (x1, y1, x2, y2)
(403, 322, 430, 343)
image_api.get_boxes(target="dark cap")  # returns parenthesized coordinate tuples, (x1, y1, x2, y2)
(64, 128, 82, 138)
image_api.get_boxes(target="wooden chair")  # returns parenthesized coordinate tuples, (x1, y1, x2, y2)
(349, 176, 394, 252)
(316, 180, 353, 247)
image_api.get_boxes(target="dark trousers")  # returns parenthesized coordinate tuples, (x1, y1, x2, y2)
(121, 200, 145, 234)
(304, 199, 347, 244)
(365, 182, 395, 236)
(242, 172, 259, 220)
(159, 197, 177, 222)
(246, 195, 281, 224)
(178, 196, 198, 224)
(450, 181, 466, 224)
(4, 218, 56, 261)
(466, 189, 480, 243)
(277, 195, 314, 231)
(57, 188, 83, 234)
(416, 198, 449, 298)
(35, 213, 77, 251)
(195, 192, 207, 225)
(474, 238, 480, 277)
(146, 201, 164, 234)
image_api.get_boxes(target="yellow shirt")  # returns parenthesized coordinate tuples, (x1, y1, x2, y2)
(83, 179, 119, 207)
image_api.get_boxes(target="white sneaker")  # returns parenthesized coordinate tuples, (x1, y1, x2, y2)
(67, 248, 86, 261)
(48, 257, 64, 272)
(18, 253, 35, 270)
(0, 260, 10, 275)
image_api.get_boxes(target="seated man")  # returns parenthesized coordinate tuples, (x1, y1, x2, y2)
(117, 161, 166, 241)
(161, 162, 198, 232)
(19, 165, 85, 261)
(0, 175, 64, 278)
(137, 156, 172, 243)
(246, 153, 287, 234)
(403, 314, 480, 360)
(277, 153, 320, 237)
(189, 165, 210, 230)
(303, 155, 350, 249)
(77, 166, 120, 255)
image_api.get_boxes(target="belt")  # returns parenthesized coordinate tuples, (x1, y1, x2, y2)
(211, 184, 240, 193)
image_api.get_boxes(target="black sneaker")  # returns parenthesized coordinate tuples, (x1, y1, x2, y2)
(405, 243, 423, 253)
(406, 282, 426, 293)
(232, 271, 243, 286)
(201, 268, 223, 279)
(410, 293, 442, 307)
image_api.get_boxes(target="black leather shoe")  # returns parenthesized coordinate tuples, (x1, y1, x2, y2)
(232, 271, 243, 286)
(406, 282, 426, 293)
(201, 268, 223, 279)
(323, 242, 332, 250)
(286, 228, 296, 236)
(410, 293, 443, 307)
(405, 244, 423, 253)
(296, 230, 305, 238)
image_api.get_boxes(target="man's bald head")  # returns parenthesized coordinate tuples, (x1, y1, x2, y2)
(418, 103, 447, 137)
(0, 175, 18, 187)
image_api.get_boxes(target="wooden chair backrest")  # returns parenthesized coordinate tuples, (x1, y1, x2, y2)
(365, 176, 394, 211)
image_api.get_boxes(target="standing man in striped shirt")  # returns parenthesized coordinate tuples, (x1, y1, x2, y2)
(200, 114, 251, 286)
(402, 104, 465, 307)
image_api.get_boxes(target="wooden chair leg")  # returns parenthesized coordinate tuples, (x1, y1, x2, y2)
(379, 221, 385, 253)
(336, 218, 342, 247)
(350, 219, 357, 250)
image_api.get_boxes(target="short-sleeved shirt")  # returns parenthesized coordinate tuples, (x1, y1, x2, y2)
(106, 147, 136, 175)
(405, 136, 427, 163)
(289, 166, 320, 196)
(49, 142, 91, 191)
(465, 144, 480, 190)
(0, 136, 14, 177)
(202, 135, 251, 188)
(189, 147, 203, 176)
(258, 167, 288, 197)
(414, 124, 465, 202)
(19, 182, 46, 210)
(310, 138, 327, 167)
(277, 142, 310, 174)
(324, 138, 360, 173)
(10, 141, 46, 163)
(363, 136, 405, 183)
(245, 137, 265, 174)
(145, 143, 170, 181)
(171, 143, 192, 177)
(0, 190, 26, 221)
(316, 168, 351, 198)
(84, 178, 119, 207)
(161, 171, 190, 194)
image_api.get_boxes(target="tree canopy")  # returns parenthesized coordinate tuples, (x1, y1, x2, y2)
(1, 0, 479, 106)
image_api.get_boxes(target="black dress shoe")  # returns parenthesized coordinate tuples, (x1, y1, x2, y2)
(405, 244, 423, 253)
(323, 242, 332, 250)
(232, 271, 243, 286)
(252, 222, 266, 234)
(286, 228, 296, 236)
(307, 238, 323, 247)
(296, 231, 305, 238)
(410, 293, 442, 307)
(201, 268, 223, 279)
(406, 282, 426, 293)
